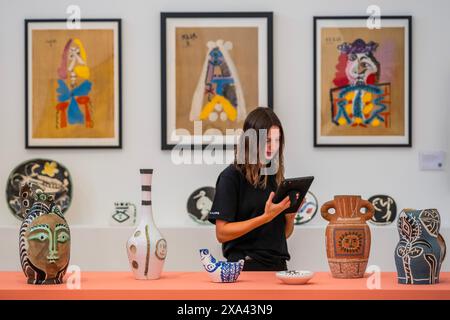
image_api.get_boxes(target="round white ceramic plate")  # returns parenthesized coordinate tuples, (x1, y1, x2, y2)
(276, 270, 315, 285)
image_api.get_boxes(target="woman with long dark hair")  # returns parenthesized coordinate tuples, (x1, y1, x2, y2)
(208, 107, 296, 271)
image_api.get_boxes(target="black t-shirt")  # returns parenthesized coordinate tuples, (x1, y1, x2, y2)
(208, 164, 290, 266)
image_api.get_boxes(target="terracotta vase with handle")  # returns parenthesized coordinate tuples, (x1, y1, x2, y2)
(321, 195, 374, 278)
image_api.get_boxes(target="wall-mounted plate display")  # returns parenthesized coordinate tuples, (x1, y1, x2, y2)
(294, 191, 318, 225)
(110, 202, 136, 226)
(368, 194, 397, 225)
(187, 187, 215, 225)
(6, 159, 72, 220)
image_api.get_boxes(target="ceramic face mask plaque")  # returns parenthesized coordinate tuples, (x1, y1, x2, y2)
(295, 191, 318, 225)
(110, 202, 136, 226)
(368, 194, 397, 225)
(187, 187, 215, 224)
(7, 159, 72, 220)
(19, 183, 71, 285)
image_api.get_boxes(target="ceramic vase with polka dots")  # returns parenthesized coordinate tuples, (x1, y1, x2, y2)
(126, 169, 167, 280)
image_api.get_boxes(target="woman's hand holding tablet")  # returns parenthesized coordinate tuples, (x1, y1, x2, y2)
(273, 176, 315, 214)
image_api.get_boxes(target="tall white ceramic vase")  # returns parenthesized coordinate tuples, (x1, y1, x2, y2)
(126, 169, 167, 279)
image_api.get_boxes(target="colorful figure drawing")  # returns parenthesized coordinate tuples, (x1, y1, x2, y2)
(330, 39, 391, 128)
(190, 40, 246, 123)
(55, 38, 93, 129)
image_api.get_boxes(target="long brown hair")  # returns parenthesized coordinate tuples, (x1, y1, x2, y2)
(234, 107, 285, 188)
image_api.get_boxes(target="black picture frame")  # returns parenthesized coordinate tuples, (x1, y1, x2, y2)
(313, 16, 412, 147)
(161, 12, 273, 150)
(25, 19, 122, 149)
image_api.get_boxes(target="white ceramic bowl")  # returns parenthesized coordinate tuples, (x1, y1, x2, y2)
(276, 270, 315, 285)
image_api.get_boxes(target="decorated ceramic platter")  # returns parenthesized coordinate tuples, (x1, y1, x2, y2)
(294, 191, 318, 225)
(6, 159, 72, 220)
(187, 187, 215, 225)
(368, 194, 397, 225)
(276, 270, 315, 285)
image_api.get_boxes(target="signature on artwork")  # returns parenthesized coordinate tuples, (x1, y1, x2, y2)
(46, 39, 57, 47)
(325, 36, 342, 44)
(181, 33, 198, 47)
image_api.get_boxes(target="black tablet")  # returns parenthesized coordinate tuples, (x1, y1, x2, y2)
(273, 176, 315, 214)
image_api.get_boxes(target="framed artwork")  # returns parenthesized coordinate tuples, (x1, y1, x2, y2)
(161, 12, 273, 150)
(314, 16, 412, 147)
(25, 19, 122, 148)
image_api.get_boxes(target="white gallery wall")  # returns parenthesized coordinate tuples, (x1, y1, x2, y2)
(1, 0, 450, 272)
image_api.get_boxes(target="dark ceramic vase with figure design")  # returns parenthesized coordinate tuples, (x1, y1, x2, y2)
(19, 183, 71, 284)
(126, 169, 167, 280)
(395, 208, 446, 284)
(321, 195, 374, 279)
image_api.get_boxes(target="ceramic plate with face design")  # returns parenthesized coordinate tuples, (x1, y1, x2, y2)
(294, 191, 318, 225)
(187, 187, 215, 225)
(6, 159, 72, 220)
